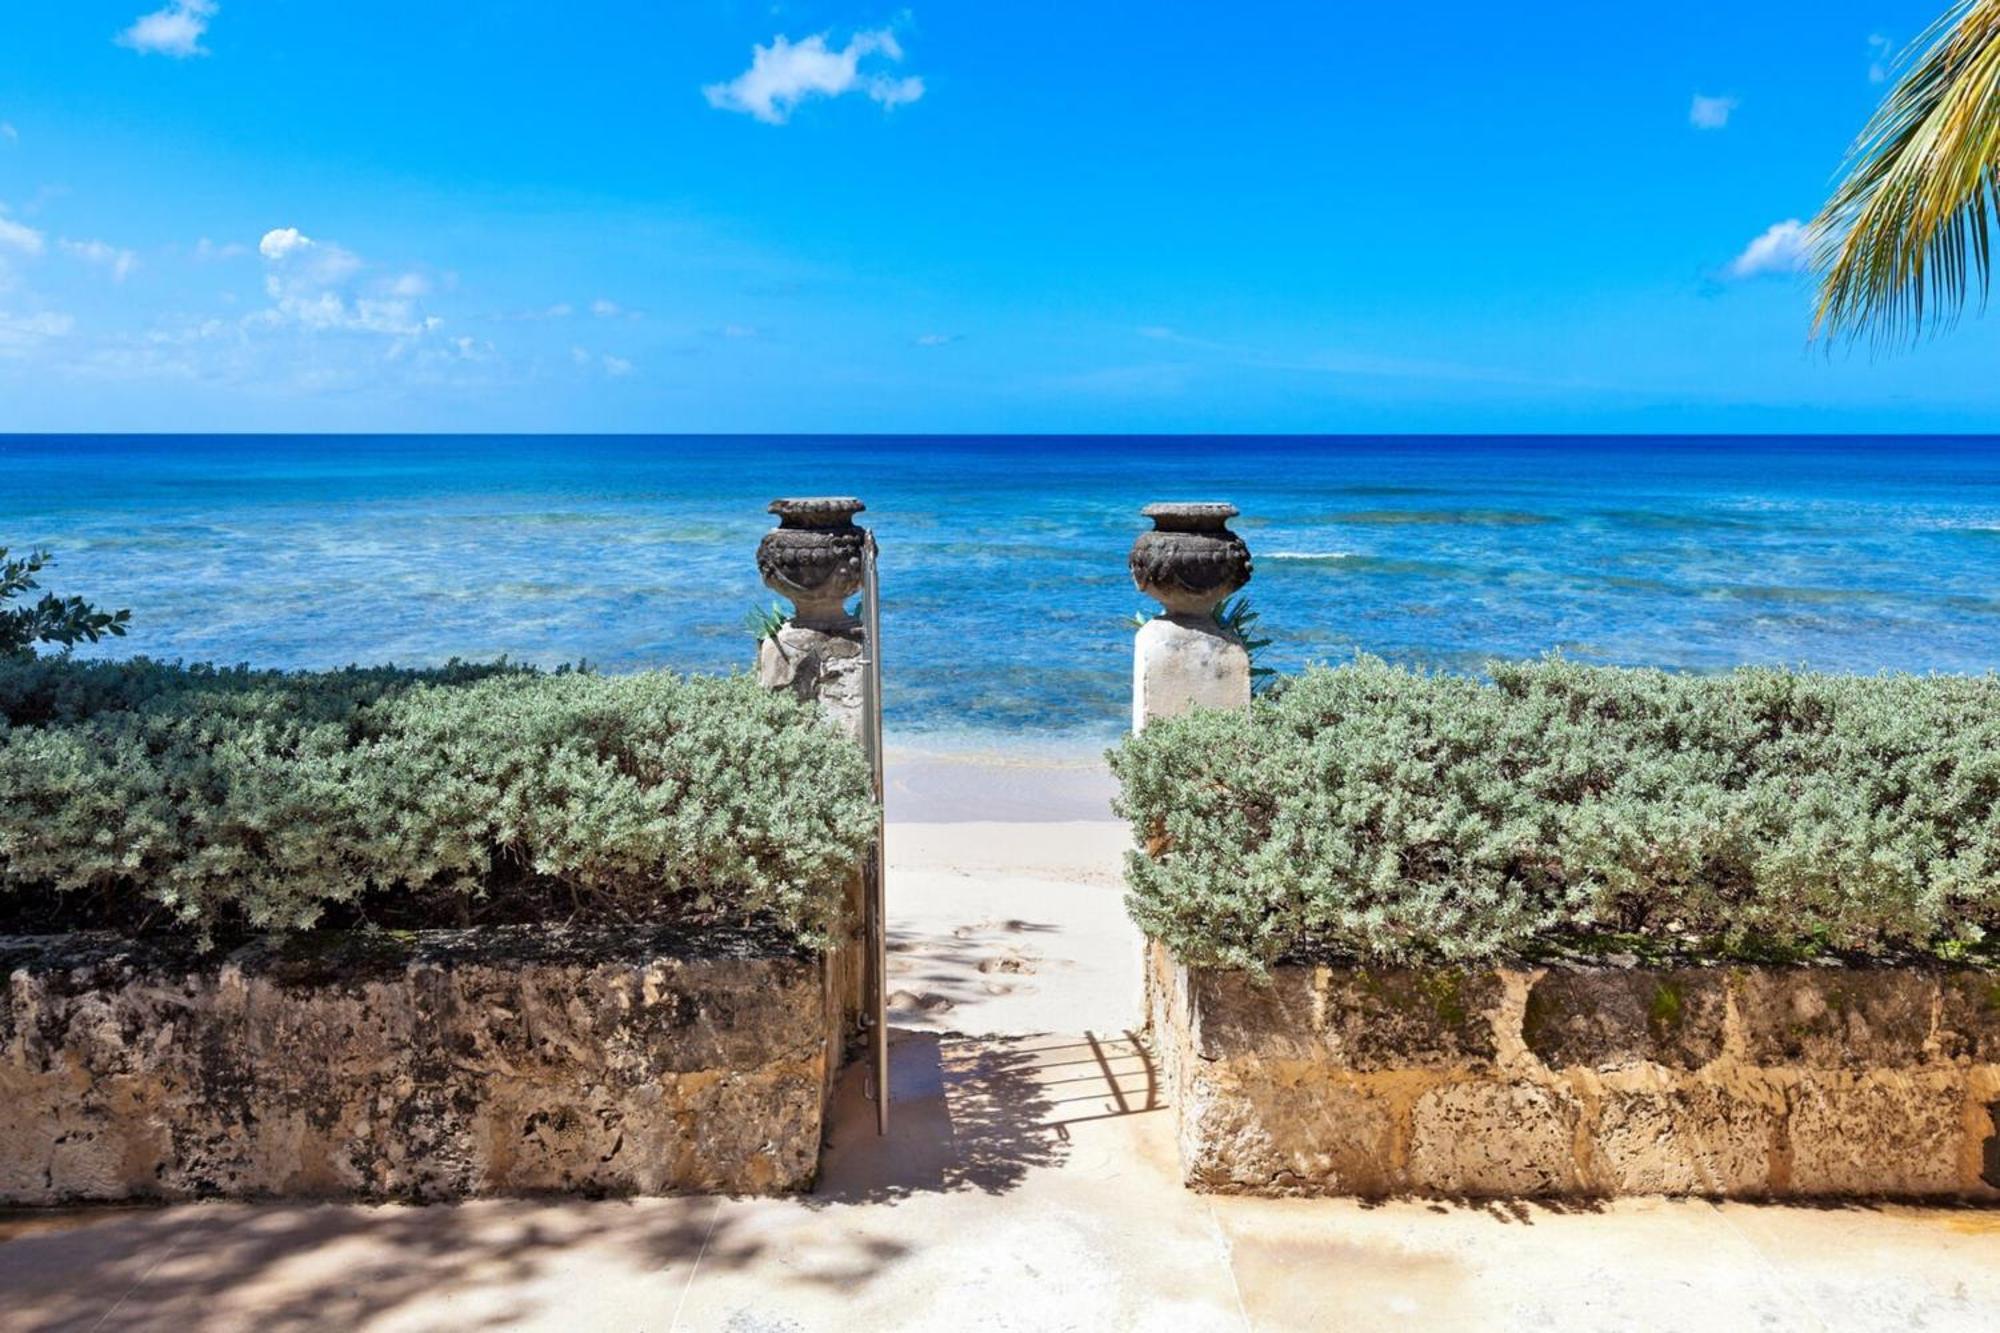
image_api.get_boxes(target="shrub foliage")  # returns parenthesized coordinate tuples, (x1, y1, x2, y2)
(0, 548, 129, 655)
(1110, 657, 2000, 969)
(0, 658, 874, 946)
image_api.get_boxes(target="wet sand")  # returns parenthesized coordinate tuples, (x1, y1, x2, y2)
(884, 738, 1119, 824)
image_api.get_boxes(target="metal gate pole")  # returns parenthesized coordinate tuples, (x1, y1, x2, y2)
(861, 534, 889, 1134)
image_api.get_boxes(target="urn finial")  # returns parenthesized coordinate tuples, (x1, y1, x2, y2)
(757, 497, 868, 630)
(1129, 502, 1252, 619)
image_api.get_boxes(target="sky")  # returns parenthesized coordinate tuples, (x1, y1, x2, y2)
(1, 0, 1997, 434)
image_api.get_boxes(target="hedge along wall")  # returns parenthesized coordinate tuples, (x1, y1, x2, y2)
(0, 657, 879, 1202)
(1116, 658, 2000, 1198)
(1111, 656, 2000, 970)
(0, 657, 876, 946)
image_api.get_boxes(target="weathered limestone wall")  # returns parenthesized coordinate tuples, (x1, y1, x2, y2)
(1147, 939, 2000, 1199)
(1, 926, 846, 1204)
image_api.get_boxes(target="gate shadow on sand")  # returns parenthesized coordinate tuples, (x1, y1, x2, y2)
(811, 1028, 1161, 1205)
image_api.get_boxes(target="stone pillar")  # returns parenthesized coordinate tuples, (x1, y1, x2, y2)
(754, 496, 874, 1042)
(754, 497, 870, 744)
(1129, 502, 1254, 731)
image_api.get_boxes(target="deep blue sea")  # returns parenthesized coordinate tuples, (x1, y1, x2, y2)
(10, 435, 2000, 743)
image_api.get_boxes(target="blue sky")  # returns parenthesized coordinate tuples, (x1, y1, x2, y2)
(1, 1, 1996, 434)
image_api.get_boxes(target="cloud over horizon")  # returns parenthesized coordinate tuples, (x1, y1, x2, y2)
(704, 29, 923, 124)
(255, 226, 434, 337)
(1868, 33, 1894, 83)
(117, 0, 217, 59)
(1730, 219, 1811, 278)
(0, 215, 45, 256)
(258, 227, 313, 261)
(1689, 93, 1737, 129)
(61, 238, 139, 282)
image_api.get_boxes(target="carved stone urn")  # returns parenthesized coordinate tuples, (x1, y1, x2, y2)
(1129, 502, 1252, 619)
(757, 497, 868, 629)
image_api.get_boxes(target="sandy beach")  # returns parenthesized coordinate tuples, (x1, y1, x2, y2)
(884, 739, 1120, 824)
(882, 739, 1138, 1036)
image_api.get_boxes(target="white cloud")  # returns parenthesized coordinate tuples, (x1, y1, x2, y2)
(0, 310, 76, 357)
(1868, 33, 1894, 84)
(704, 28, 924, 124)
(572, 345, 632, 376)
(1689, 94, 1737, 130)
(721, 323, 758, 338)
(61, 238, 139, 282)
(116, 0, 217, 59)
(914, 332, 959, 347)
(590, 298, 622, 318)
(0, 216, 44, 255)
(499, 302, 574, 320)
(259, 226, 313, 260)
(194, 237, 248, 260)
(387, 272, 430, 297)
(1730, 219, 1811, 278)
(1, 123, 16, 144)
(252, 227, 432, 337)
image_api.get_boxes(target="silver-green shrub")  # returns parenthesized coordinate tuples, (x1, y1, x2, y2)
(0, 658, 874, 946)
(1110, 656, 2000, 969)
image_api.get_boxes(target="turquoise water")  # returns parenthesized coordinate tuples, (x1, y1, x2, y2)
(10, 435, 2000, 742)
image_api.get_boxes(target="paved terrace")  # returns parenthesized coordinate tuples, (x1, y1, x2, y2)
(5, 813, 1999, 1331)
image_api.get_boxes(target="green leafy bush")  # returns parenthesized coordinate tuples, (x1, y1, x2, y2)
(1110, 656, 2000, 970)
(1, 548, 129, 656)
(0, 657, 874, 947)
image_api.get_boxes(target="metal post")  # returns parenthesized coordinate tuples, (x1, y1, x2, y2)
(860, 533, 889, 1134)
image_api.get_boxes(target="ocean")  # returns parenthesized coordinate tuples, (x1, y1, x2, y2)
(9, 434, 2000, 745)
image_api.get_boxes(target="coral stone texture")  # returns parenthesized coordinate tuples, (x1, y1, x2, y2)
(1147, 942, 2000, 1199)
(0, 927, 845, 1204)
(757, 622, 868, 744)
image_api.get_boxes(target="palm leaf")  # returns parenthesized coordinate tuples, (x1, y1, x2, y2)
(1810, 0, 2000, 346)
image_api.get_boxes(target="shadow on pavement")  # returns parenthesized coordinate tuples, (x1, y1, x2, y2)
(813, 1028, 1159, 1204)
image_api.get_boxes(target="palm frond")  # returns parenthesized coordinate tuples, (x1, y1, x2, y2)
(1810, 0, 2000, 347)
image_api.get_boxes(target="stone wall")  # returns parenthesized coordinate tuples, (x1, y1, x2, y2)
(1147, 939, 2000, 1199)
(1, 925, 847, 1204)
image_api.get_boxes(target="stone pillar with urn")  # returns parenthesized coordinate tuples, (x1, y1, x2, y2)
(754, 495, 875, 1042)
(1128, 502, 1254, 731)
(754, 497, 871, 743)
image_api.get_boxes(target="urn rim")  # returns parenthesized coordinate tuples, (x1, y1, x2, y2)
(768, 496, 866, 525)
(1141, 501, 1239, 525)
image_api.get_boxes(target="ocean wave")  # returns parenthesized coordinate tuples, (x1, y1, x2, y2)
(1590, 509, 1765, 532)
(1265, 552, 1482, 580)
(1324, 509, 1555, 526)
